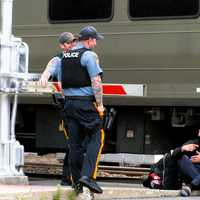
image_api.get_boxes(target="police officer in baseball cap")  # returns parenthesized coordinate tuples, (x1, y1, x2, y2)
(78, 25, 104, 40)
(61, 25, 105, 195)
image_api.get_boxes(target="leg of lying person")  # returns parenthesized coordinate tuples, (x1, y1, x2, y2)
(178, 155, 200, 183)
(178, 155, 200, 196)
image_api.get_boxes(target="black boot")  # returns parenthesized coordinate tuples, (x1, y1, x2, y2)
(79, 176, 103, 194)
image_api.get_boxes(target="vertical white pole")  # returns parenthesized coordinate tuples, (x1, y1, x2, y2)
(0, 0, 13, 143)
(2, 0, 13, 38)
(0, 0, 13, 176)
(0, 0, 28, 182)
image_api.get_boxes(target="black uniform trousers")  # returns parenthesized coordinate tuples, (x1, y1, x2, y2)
(61, 142, 71, 184)
(64, 97, 105, 185)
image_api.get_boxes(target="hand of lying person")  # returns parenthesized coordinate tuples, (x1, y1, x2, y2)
(181, 144, 199, 152)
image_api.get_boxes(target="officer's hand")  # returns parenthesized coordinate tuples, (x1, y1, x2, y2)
(38, 73, 49, 87)
(181, 144, 199, 152)
(94, 103, 105, 119)
(97, 104, 104, 113)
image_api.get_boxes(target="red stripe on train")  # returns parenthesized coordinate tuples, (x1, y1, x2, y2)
(103, 85, 126, 95)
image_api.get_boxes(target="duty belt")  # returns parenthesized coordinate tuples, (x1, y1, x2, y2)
(65, 96, 95, 101)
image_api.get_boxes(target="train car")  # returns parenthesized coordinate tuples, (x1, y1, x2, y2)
(7, 0, 200, 155)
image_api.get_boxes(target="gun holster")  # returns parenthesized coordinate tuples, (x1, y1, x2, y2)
(52, 94, 65, 109)
(103, 107, 117, 131)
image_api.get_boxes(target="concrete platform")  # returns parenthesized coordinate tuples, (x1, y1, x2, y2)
(0, 176, 28, 185)
(0, 184, 200, 200)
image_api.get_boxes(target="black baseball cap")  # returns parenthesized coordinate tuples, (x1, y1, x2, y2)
(78, 26, 104, 40)
(58, 32, 76, 44)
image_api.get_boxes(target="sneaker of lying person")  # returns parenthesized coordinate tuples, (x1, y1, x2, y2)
(180, 185, 192, 197)
(77, 187, 94, 200)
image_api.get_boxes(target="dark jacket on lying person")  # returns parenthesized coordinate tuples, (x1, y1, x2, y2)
(143, 138, 200, 190)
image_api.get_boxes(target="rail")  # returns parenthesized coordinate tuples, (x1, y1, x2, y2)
(24, 161, 150, 180)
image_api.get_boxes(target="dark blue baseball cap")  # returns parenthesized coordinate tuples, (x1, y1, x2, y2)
(78, 26, 104, 40)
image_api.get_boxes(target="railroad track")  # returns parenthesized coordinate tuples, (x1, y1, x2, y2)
(24, 162, 150, 180)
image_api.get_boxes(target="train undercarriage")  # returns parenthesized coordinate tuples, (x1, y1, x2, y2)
(15, 103, 200, 156)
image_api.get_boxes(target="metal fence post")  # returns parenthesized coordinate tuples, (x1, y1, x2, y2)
(0, 0, 28, 184)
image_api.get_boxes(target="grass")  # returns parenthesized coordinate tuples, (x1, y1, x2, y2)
(53, 185, 62, 200)
(15, 185, 77, 200)
(67, 191, 77, 200)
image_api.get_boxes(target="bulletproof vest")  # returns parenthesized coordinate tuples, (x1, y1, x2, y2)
(61, 48, 91, 88)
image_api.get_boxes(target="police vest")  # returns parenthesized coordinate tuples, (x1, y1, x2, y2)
(61, 48, 91, 88)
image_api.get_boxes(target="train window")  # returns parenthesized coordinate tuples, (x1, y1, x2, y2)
(129, 0, 199, 19)
(48, 0, 113, 22)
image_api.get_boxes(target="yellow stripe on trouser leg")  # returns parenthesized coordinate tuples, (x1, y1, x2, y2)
(92, 129, 105, 179)
(59, 120, 68, 139)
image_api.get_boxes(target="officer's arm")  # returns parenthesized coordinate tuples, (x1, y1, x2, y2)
(81, 50, 104, 112)
(39, 57, 60, 86)
(91, 75, 104, 113)
(39, 59, 52, 86)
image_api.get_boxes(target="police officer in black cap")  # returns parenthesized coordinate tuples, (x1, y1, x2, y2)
(61, 26, 105, 194)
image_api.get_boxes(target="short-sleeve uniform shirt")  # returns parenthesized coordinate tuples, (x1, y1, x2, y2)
(49, 42, 102, 96)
